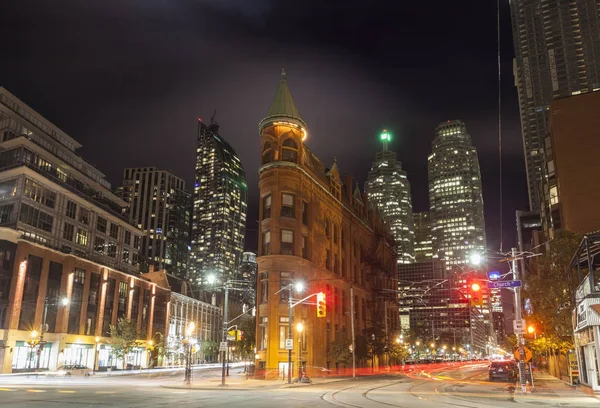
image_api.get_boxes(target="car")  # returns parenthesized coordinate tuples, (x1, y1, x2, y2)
(488, 361, 516, 381)
(53, 364, 93, 377)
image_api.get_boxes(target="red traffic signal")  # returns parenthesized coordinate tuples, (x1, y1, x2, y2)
(316, 292, 326, 318)
(469, 280, 483, 306)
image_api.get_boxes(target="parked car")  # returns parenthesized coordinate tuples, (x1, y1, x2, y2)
(488, 361, 516, 381)
(53, 365, 93, 377)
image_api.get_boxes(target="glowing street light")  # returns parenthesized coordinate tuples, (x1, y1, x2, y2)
(469, 252, 482, 266)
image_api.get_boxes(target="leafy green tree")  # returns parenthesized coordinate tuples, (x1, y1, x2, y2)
(234, 318, 256, 360)
(388, 342, 409, 364)
(201, 341, 219, 361)
(109, 318, 140, 369)
(523, 230, 580, 338)
(328, 329, 352, 368)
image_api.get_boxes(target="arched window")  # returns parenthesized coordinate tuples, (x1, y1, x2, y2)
(262, 142, 273, 164)
(281, 138, 298, 163)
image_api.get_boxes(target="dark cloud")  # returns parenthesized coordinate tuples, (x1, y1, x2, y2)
(1, 0, 528, 257)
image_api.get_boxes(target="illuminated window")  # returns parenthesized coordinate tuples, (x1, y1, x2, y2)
(281, 229, 294, 255)
(281, 193, 295, 218)
(549, 185, 559, 205)
(262, 231, 271, 255)
(263, 195, 271, 219)
(281, 138, 298, 163)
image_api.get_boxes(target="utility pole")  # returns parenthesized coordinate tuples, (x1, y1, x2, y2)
(288, 286, 293, 384)
(350, 285, 356, 378)
(221, 283, 229, 386)
(512, 247, 527, 393)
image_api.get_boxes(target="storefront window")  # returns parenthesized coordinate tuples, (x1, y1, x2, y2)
(63, 343, 93, 367)
(11, 341, 51, 371)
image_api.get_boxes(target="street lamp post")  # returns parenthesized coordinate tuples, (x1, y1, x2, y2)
(184, 321, 195, 385)
(221, 282, 229, 386)
(287, 282, 304, 384)
(35, 296, 69, 371)
(93, 337, 100, 373)
(296, 322, 304, 382)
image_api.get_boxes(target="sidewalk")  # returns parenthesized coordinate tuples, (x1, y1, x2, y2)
(513, 371, 600, 405)
(160, 373, 371, 391)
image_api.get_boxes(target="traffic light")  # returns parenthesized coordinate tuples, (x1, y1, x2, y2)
(470, 281, 483, 306)
(316, 292, 326, 318)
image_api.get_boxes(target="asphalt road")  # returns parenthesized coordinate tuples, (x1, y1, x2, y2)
(0, 363, 597, 407)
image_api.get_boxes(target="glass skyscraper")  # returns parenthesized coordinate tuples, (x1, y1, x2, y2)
(510, 0, 600, 211)
(428, 120, 486, 269)
(190, 117, 247, 286)
(365, 131, 415, 264)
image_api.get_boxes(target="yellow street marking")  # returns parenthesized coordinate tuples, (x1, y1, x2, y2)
(0, 388, 14, 392)
(26, 389, 46, 393)
(95, 391, 116, 394)
(58, 390, 76, 394)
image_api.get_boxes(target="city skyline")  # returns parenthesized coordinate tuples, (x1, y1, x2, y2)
(1, 0, 528, 258)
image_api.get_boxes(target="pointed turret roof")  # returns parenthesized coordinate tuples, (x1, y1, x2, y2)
(259, 69, 307, 131)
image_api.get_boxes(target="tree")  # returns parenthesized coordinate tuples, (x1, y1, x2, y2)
(151, 332, 174, 367)
(234, 318, 256, 361)
(328, 329, 352, 368)
(388, 342, 409, 364)
(109, 318, 140, 369)
(523, 230, 580, 339)
(201, 341, 219, 362)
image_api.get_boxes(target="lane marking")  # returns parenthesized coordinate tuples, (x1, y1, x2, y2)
(58, 390, 76, 393)
(26, 389, 46, 393)
(0, 388, 14, 392)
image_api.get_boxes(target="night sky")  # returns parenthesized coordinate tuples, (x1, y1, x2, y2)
(1, 0, 529, 263)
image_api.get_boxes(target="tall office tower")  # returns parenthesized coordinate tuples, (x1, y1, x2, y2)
(413, 212, 433, 262)
(120, 167, 191, 279)
(428, 120, 486, 269)
(190, 115, 247, 286)
(397, 261, 489, 357)
(0, 87, 142, 274)
(239, 251, 258, 307)
(365, 130, 415, 264)
(510, 0, 600, 211)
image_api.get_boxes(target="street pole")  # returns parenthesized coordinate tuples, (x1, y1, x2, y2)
(35, 297, 48, 371)
(221, 282, 229, 386)
(512, 247, 527, 393)
(469, 307, 474, 359)
(298, 336, 301, 382)
(288, 286, 293, 384)
(384, 302, 389, 372)
(350, 285, 356, 378)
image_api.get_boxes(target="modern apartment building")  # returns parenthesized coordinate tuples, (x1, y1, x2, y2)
(510, 0, 600, 211)
(428, 120, 486, 270)
(0, 87, 142, 275)
(119, 167, 191, 279)
(413, 212, 433, 262)
(0, 229, 170, 373)
(190, 116, 247, 286)
(365, 130, 415, 264)
(256, 71, 398, 376)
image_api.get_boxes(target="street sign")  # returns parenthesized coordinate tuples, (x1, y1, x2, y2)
(513, 319, 526, 334)
(487, 280, 522, 289)
(285, 339, 293, 350)
(488, 271, 501, 281)
(219, 341, 228, 351)
(514, 346, 533, 362)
